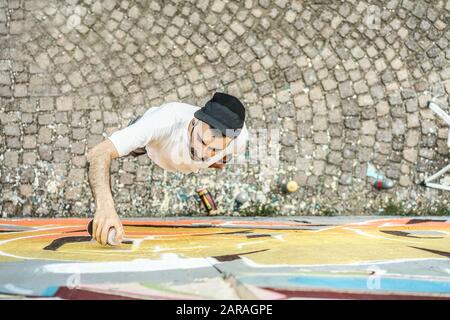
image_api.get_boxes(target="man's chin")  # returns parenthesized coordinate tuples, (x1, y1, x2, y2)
(209, 163, 225, 169)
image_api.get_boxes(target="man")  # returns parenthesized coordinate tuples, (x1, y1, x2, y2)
(86, 92, 248, 246)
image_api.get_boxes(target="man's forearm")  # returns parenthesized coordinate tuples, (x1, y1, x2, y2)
(87, 152, 115, 210)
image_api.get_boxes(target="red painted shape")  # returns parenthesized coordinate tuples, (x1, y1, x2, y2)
(54, 287, 139, 300)
(263, 287, 450, 300)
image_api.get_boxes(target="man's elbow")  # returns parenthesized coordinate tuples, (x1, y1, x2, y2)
(87, 139, 119, 163)
(87, 142, 107, 163)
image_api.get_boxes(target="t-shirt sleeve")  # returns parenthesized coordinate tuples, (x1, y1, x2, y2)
(108, 107, 171, 157)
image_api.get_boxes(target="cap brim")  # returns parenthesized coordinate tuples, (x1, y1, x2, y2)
(194, 109, 241, 138)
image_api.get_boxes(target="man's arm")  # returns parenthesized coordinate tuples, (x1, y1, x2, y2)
(86, 139, 124, 245)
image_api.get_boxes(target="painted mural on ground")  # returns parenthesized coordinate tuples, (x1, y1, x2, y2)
(0, 217, 449, 299)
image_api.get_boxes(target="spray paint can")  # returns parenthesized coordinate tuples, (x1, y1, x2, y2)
(234, 190, 250, 211)
(373, 176, 394, 190)
(196, 187, 218, 215)
(281, 180, 299, 193)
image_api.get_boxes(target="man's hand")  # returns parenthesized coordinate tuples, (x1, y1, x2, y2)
(92, 207, 124, 246)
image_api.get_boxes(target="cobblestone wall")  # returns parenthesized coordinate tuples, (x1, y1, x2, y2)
(1, 0, 450, 217)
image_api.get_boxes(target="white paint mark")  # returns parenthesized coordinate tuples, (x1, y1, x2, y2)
(0, 232, 60, 246)
(0, 250, 30, 260)
(152, 246, 174, 253)
(131, 239, 144, 250)
(343, 227, 392, 239)
(240, 256, 449, 269)
(346, 218, 408, 226)
(310, 225, 339, 233)
(0, 225, 84, 234)
(3, 284, 34, 295)
(131, 236, 157, 250)
(68, 249, 134, 254)
(39, 253, 219, 274)
(152, 245, 208, 253)
(273, 235, 285, 242)
(0, 233, 82, 261)
(342, 227, 420, 244)
(378, 222, 408, 228)
(221, 221, 236, 226)
(237, 240, 266, 249)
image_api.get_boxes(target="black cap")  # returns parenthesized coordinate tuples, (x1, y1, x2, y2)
(194, 92, 245, 138)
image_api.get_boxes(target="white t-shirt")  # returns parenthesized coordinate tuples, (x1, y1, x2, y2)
(108, 102, 248, 173)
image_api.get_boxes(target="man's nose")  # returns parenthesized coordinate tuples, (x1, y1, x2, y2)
(203, 147, 218, 160)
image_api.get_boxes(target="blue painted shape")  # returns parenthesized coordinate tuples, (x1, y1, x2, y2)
(40, 286, 59, 297)
(239, 274, 450, 295)
(288, 275, 450, 294)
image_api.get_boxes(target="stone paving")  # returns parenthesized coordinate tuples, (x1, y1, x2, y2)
(0, 0, 449, 217)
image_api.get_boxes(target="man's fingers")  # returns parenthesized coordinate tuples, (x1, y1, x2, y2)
(114, 222, 124, 243)
(100, 225, 109, 246)
(92, 219, 98, 239)
(92, 214, 123, 246)
(95, 219, 104, 244)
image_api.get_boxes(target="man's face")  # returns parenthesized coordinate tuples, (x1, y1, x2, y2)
(190, 119, 232, 162)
